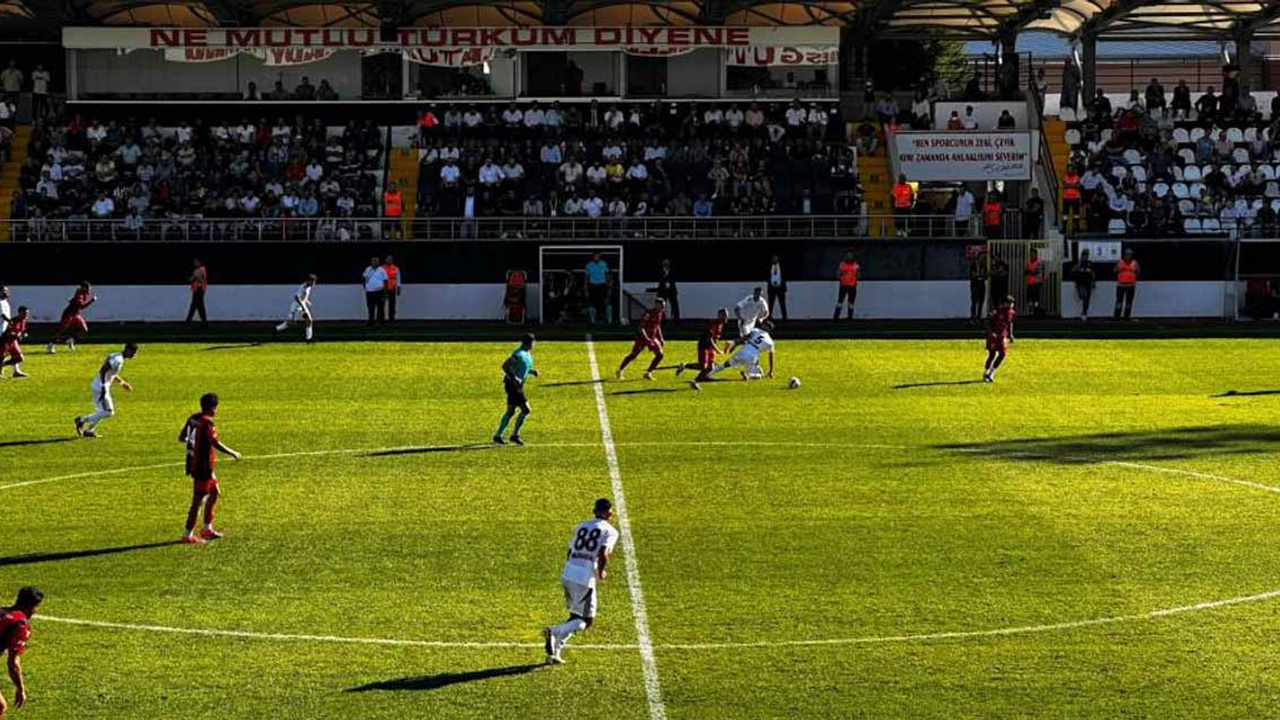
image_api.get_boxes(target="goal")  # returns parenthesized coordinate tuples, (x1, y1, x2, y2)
(538, 245, 625, 325)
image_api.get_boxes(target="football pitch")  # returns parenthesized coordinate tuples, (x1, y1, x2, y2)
(5, 336, 1280, 719)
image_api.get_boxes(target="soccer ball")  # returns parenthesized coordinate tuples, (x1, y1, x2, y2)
(788, 377, 801, 389)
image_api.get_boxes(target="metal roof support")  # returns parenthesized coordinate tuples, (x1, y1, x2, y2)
(1080, 31, 1096, 108)
(1234, 26, 1253, 92)
(998, 31, 1020, 100)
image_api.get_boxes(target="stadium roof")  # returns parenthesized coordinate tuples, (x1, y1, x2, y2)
(3, 0, 1280, 41)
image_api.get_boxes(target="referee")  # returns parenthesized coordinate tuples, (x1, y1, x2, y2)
(494, 333, 538, 446)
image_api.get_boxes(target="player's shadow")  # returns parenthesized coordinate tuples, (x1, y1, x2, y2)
(346, 663, 543, 692)
(936, 424, 1280, 464)
(0, 437, 77, 449)
(611, 387, 684, 396)
(365, 443, 497, 457)
(202, 343, 263, 351)
(0, 540, 182, 567)
(892, 380, 984, 390)
(541, 379, 612, 388)
(1214, 389, 1280, 397)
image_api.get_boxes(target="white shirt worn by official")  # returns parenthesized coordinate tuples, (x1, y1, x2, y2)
(735, 294, 770, 336)
(561, 518, 620, 588)
(363, 265, 388, 292)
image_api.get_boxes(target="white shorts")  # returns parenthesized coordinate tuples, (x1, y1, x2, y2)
(738, 319, 757, 338)
(730, 352, 762, 379)
(562, 579, 598, 620)
(288, 303, 310, 322)
(91, 382, 114, 414)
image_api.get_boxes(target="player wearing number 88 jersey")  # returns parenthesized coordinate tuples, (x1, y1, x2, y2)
(542, 498, 619, 665)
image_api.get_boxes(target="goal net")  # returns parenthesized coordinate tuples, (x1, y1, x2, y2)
(538, 245, 625, 325)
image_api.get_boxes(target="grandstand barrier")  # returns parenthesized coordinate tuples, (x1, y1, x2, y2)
(1, 216, 991, 242)
(0, 236, 1259, 322)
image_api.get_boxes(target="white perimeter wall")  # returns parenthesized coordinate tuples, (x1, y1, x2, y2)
(74, 49, 364, 100)
(7, 281, 1231, 322)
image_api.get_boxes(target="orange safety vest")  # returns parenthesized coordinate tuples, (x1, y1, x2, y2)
(984, 201, 1002, 227)
(892, 183, 913, 209)
(417, 111, 438, 128)
(838, 261, 860, 286)
(383, 264, 400, 290)
(1116, 259, 1139, 286)
(508, 270, 527, 289)
(190, 265, 208, 293)
(383, 190, 403, 217)
(1025, 257, 1042, 286)
(1063, 173, 1081, 201)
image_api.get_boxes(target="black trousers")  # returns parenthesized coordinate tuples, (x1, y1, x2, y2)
(969, 280, 986, 319)
(1076, 284, 1093, 316)
(366, 290, 385, 325)
(1115, 285, 1136, 319)
(385, 290, 398, 323)
(767, 285, 787, 321)
(835, 285, 857, 319)
(657, 291, 679, 321)
(185, 289, 207, 325)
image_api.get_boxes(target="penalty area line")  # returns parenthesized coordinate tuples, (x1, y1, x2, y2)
(586, 334, 669, 720)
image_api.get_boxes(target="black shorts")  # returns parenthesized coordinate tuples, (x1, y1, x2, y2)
(504, 375, 528, 408)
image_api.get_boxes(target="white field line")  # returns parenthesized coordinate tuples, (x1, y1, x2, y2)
(585, 335, 668, 720)
(36, 585, 1280, 652)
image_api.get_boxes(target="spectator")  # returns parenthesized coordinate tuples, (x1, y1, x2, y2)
(294, 76, 316, 100)
(1072, 249, 1095, 320)
(954, 185, 975, 236)
(316, 80, 338, 101)
(962, 106, 978, 130)
(1114, 248, 1139, 319)
(996, 110, 1016, 129)
(693, 194, 713, 218)
(968, 253, 987, 322)
(30, 63, 50, 118)
(1, 60, 22, 95)
(1090, 89, 1112, 119)
(1060, 59, 1079, 112)
(1194, 86, 1218, 120)
(946, 110, 963, 130)
(1171, 80, 1192, 116)
(266, 80, 291, 100)
(362, 256, 388, 326)
(186, 258, 209, 326)
(1022, 188, 1044, 239)
(1144, 78, 1166, 114)
(655, 258, 679, 321)
(911, 90, 931, 129)
(767, 254, 787, 321)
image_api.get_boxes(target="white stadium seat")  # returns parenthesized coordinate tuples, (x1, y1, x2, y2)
(1152, 182, 1170, 197)
(1131, 166, 1147, 182)
(1202, 218, 1222, 233)
(1245, 127, 1259, 142)
(1108, 218, 1127, 235)
(1261, 165, 1276, 180)
(1064, 128, 1082, 146)
(1177, 148, 1195, 165)
(1173, 182, 1190, 198)
(1112, 166, 1128, 181)
(1189, 127, 1207, 142)
(1178, 199, 1195, 214)
(1233, 147, 1251, 163)
(1172, 127, 1190, 144)
(1182, 165, 1202, 182)
(1227, 127, 1245, 143)
(1059, 107, 1077, 122)
(1267, 181, 1280, 198)
(1183, 218, 1203, 234)
(1123, 148, 1142, 165)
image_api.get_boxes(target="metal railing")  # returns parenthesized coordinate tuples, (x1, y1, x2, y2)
(1, 214, 1000, 242)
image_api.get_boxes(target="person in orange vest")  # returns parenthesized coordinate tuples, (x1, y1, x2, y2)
(383, 181, 403, 240)
(1024, 248, 1044, 316)
(891, 174, 914, 237)
(417, 108, 438, 144)
(381, 254, 401, 324)
(983, 190, 1003, 239)
(185, 257, 208, 327)
(505, 269, 528, 324)
(834, 252, 860, 320)
(1062, 165, 1082, 235)
(1114, 248, 1140, 320)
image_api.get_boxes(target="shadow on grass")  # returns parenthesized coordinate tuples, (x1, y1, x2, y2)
(893, 380, 984, 390)
(541, 379, 610, 388)
(202, 342, 263, 352)
(935, 424, 1280, 464)
(0, 540, 183, 567)
(0, 437, 77, 449)
(347, 663, 544, 692)
(366, 443, 497, 457)
(1214, 389, 1280, 398)
(611, 387, 684, 396)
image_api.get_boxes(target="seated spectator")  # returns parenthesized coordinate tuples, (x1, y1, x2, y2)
(502, 103, 523, 128)
(585, 160, 606, 188)
(946, 110, 963, 130)
(266, 81, 291, 100)
(962, 106, 978, 130)
(997, 110, 1016, 129)
(316, 80, 338, 101)
(294, 76, 316, 100)
(693, 194, 713, 218)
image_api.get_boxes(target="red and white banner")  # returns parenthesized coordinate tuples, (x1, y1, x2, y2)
(65, 25, 839, 52)
(164, 46, 340, 66)
(725, 46, 839, 67)
(401, 47, 496, 68)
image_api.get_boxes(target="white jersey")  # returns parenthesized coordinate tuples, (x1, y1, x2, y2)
(290, 283, 313, 313)
(561, 518, 619, 588)
(736, 294, 769, 324)
(92, 352, 125, 390)
(0, 298, 9, 335)
(738, 329, 775, 362)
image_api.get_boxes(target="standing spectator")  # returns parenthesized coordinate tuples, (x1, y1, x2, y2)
(1060, 58, 1079, 112)
(1114, 248, 1139, 320)
(767, 254, 787, 322)
(1072, 248, 1096, 320)
(1194, 87, 1218, 121)
(968, 253, 988, 322)
(186, 258, 209, 326)
(954, 185, 975, 236)
(1022, 187, 1045, 239)
(982, 190, 1003, 239)
(0, 61, 22, 96)
(383, 180, 403, 239)
(1144, 78, 1166, 114)
(989, 256, 1010, 308)
(362, 256, 388, 327)
(585, 252, 610, 325)
(834, 252, 860, 320)
(1062, 165, 1082, 235)
(30, 63, 50, 118)
(316, 80, 338, 101)
(891, 174, 914, 237)
(1024, 248, 1044, 316)
(294, 76, 316, 100)
(382, 254, 401, 324)
(1033, 68, 1047, 110)
(1170, 79, 1192, 116)
(655, 258, 679, 321)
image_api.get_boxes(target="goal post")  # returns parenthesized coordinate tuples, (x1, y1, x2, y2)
(538, 245, 625, 325)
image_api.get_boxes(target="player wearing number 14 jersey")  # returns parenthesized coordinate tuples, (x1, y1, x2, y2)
(178, 393, 241, 544)
(542, 498, 619, 665)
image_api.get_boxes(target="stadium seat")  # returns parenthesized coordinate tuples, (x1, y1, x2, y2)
(1059, 107, 1077, 123)
(1202, 217, 1222, 234)
(1131, 166, 1147, 182)
(1172, 127, 1190, 144)
(1233, 147, 1250, 164)
(1178, 199, 1195, 215)
(1178, 148, 1196, 165)
(1183, 166, 1202, 182)
(1183, 218, 1203, 234)
(1189, 127, 1207, 143)
(1173, 182, 1190, 198)
(1245, 127, 1259, 142)
(1064, 128, 1082, 146)
(1261, 165, 1276, 180)
(1123, 148, 1142, 165)
(1227, 128, 1245, 143)
(1267, 182, 1280, 198)
(1152, 182, 1170, 198)
(1108, 218, 1127, 235)
(1112, 166, 1128, 181)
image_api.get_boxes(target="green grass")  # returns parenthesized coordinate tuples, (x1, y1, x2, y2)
(4, 336, 1280, 718)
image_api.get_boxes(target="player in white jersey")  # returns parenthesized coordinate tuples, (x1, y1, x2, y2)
(709, 320, 775, 380)
(75, 343, 139, 438)
(734, 286, 770, 338)
(542, 498, 620, 665)
(0, 285, 11, 337)
(274, 274, 317, 342)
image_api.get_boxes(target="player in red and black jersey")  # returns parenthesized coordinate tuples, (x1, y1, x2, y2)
(178, 393, 242, 545)
(983, 296, 1017, 383)
(0, 586, 43, 718)
(616, 299, 666, 380)
(46, 282, 96, 354)
(0, 306, 30, 379)
(676, 307, 730, 386)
